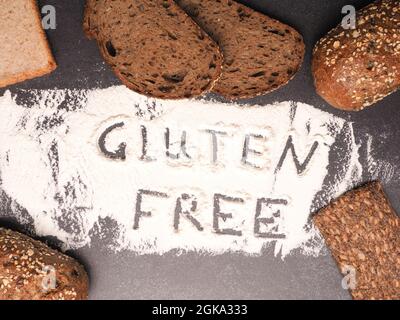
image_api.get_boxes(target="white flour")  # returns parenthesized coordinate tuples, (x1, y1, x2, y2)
(365, 134, 399, 184)
(0, 86, 362, 258)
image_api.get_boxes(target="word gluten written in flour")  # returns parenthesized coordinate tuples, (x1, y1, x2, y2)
(97, 119, 319, 238)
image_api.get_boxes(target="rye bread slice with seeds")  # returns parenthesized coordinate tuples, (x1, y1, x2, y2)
(174, 0, 305, 100)
(313, 182, 400, 300)
(0, 228, 89, 300)
(83, 0, 223, 99)
(312, 0, 400, 111)
(0, 0, 56, 88)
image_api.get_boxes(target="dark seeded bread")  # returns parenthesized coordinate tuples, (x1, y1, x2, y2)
(312, 0, 400, 111)
(83, 0, 223, 99)
(313, 182, 400, 300)
(0, 228, 89, 300)
(175, 0, 305, 100)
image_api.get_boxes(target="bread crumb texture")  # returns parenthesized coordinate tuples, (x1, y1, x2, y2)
(312, 0, 400, 111)
(314, 182, 400, 300)
(175, 0, 305, 99)
(0, 228, 88, 300)
(83, 0, 223, 99)
(0, 0, 56, 88)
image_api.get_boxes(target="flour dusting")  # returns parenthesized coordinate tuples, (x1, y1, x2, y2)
(365, 134, 399, 184)
(0, 86, 362, 258)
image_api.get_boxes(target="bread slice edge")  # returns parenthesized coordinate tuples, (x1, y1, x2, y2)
(83, 0, 224, 100)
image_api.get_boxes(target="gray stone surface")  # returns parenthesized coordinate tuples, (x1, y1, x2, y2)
(0, 0, 399, 300)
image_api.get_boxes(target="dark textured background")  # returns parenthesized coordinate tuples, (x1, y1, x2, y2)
(0, 0, 399, 300)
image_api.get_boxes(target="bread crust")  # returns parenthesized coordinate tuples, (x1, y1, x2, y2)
(0, 0, 56, 88)
(0, 228, 89, 300)
(313, 182, 400, 300)
(312, 0, 400, 111)
(83, 0, 98, 39)
(83, 0, 223, 100)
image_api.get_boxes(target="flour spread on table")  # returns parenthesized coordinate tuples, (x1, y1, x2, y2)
(0, 86, 362, 257)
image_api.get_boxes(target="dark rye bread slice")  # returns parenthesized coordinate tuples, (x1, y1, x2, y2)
(83, 0, 223, 99)
(312, 0, 400, 111)
(313, 182, 400, 300)
(175, 0, 305, 99)
(0, 228, 89, 300)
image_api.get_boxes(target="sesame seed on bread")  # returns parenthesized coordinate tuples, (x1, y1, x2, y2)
(312, 0, 400, 111)
(0, 228, 89, 300)
(313, 182, 400, 300)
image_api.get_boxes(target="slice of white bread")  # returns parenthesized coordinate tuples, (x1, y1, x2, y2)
(0, 0, 56, 88)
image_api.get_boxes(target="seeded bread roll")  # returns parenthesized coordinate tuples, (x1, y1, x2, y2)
(0, 228, 89, 300)
(312, 0, 400, 111)
(83, 0, 223, 99)
(0, 0, 56, 88)
(175, 0, 305, 100)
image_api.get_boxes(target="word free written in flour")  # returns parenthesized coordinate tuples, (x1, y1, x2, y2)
(98, 118, 318, 238)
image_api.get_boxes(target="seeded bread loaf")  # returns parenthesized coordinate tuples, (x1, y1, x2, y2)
(175, 0, 305, 99)
(0, 228, 89, 300)
(83, 0, 223, 99)
(0, 0, 56, 88)
(313, 182, 400, 300)
(312, 0, 400, 111)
